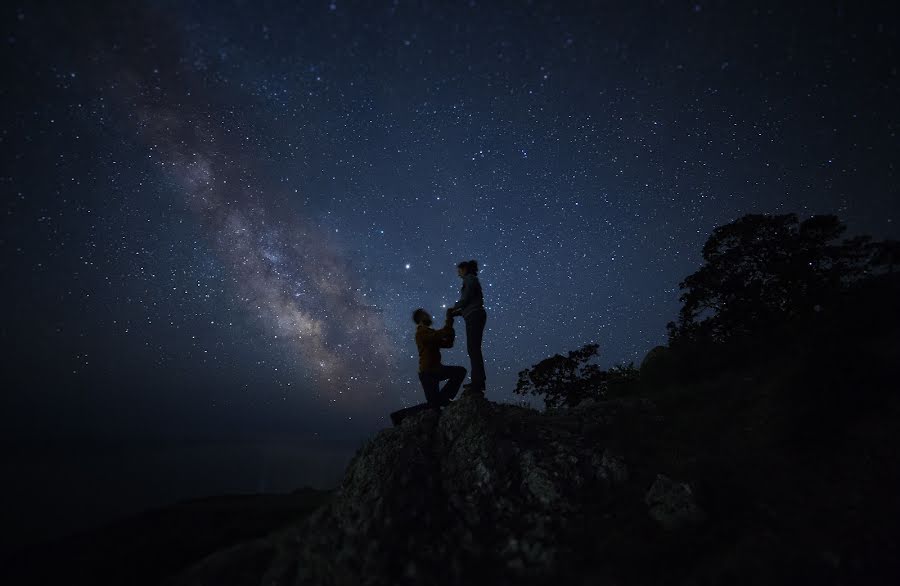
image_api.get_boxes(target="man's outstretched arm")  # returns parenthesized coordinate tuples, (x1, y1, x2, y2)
(437, 322, 455, 348)
(437, 311, 456, 347)
(418, 319, 454, 348)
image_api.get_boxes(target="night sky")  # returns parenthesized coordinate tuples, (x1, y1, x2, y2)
(3, 1, 898, 545)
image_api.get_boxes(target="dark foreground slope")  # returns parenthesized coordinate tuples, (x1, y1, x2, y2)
(1, 488, 331, 586)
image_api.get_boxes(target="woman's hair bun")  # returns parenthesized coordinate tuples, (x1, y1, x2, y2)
(457, 259, 479, 275)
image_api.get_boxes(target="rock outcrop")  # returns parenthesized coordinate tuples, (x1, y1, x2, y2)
(168, 394, 665, 586)
(644, 474, 706, 531)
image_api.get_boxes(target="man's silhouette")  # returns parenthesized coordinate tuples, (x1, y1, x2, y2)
(413, 307, 467, 407)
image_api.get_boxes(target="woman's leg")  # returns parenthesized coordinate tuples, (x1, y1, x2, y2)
(465, 309, 487, 388)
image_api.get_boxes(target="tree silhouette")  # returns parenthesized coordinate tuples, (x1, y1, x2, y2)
(514, 344, 604, 410)
(667, 213, 880, 344)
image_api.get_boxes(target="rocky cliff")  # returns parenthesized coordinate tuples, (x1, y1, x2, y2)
(167, 394, 709, 586)
(168, 376, 900, 586)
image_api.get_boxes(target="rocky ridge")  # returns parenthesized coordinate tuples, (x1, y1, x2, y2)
(169, 393, 695, 586)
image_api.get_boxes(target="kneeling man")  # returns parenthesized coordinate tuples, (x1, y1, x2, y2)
(413, 307, 466, 407)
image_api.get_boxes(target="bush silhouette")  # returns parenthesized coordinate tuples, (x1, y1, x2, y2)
(514, 343, 638, 410)
(514, 343, 603, 410)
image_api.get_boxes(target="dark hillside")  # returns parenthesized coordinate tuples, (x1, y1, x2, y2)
(1, 488, 331, 586)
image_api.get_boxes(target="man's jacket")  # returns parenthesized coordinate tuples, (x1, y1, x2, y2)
(415, 317, 455, 373)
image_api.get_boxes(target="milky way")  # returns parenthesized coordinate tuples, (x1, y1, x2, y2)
(122, 68, 397, 402)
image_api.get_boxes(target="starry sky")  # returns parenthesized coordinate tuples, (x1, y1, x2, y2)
(2, 1, 898, 545)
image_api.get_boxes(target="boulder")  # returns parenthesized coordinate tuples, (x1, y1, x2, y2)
(644, 474, 706, 530)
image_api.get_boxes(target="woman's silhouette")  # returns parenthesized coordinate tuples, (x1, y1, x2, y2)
(450, 259, 487, 393)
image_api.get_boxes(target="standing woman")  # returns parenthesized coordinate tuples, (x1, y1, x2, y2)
(450, 260, 487, 393)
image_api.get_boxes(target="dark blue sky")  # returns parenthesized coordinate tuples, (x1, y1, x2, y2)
(2, 1, 898, 544)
